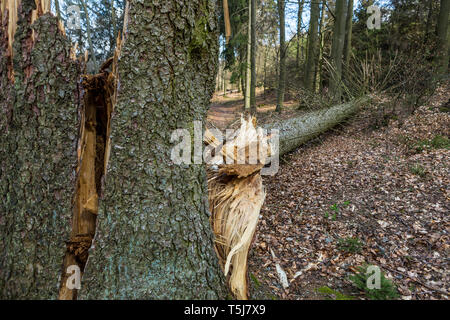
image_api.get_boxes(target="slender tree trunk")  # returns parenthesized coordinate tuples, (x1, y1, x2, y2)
(276, 0, 286, 112)
(79, 0, 227, 299)
(250, 0, 256, 114)
(330, 0, 348, 101)
(80, 0, 97, 71)
(1, 1, 83, 299)
(245, 0, 251, 110)
(435, 0, 450, 75)
(343, 0, 354, 72)
(315, 0, 326, 94)
(304, 0, 320, 91)
(223, 0, 231, 43)
(424, 0, 433, 44)
(296, 0, 304, 68)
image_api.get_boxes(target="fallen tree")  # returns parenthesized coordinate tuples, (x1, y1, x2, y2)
(264, 97, 369, 157)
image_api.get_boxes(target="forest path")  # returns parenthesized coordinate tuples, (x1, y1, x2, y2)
(207, 87, 298, 129)
(246, 83, 450, 300)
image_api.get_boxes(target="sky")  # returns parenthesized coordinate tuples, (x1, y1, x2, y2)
(284, 0, 389, 39)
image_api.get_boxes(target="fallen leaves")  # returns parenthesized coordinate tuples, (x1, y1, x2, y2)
(246, 83, 450, 300)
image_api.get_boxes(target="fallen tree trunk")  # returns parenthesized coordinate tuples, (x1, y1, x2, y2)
(264, 97, 369, 157)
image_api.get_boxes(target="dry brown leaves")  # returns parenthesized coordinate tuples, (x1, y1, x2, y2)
(247, 83, 450, 300)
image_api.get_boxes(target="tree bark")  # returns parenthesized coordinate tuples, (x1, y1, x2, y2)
(304, 0, 320, 91)
(315, 0, 326, 93)
(265, 97, 368, 156)
(330, 0, 348, 101)
(245, 0, 251, 111)
(435, 0, 450, 75)
(250, 0, 256, 114)
(343, 0, 354, 72)
(223, 0, 231, 43)
(276, 0, 286, 112)
(78, 0, 227, 299)
(0, 1, 82, 299)
(296, 0, 304, 68)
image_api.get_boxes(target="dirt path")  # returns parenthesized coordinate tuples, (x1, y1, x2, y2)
(244, 84, 449, 300)
(207, 88, 299, 128)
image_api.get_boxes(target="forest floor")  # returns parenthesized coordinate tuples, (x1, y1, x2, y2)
(209, 83, 450, 300)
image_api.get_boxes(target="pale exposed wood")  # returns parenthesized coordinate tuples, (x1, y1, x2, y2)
(207, 117, 272, 300)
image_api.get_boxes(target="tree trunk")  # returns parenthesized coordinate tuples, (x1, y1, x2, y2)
(245, 0, 251, 111)
(296, 0, 304, 68)
(304, 0, 320, 91)
(343, 0, 354, 72)
(223, 0, 231, 43)
(265, 97, 368, 156)
(315, 0, 326, 93)
(0, 1, 83, 299)
(250, 0, 256, 114)
(330, 0, 348, 101)
(424, 0, 433, 44)
(435, 0, 450, 75)
(276, 0, 286, 112)
(78, 0, 227, 299)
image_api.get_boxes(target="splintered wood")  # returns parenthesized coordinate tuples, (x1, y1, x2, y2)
(58, 30, 122, 301)
(207, 117, 272, 300)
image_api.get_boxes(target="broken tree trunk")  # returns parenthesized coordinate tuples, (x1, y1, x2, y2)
(265, 97, 368, 157)
(78, 0, 227, 299)
(0, 0, 84, 299)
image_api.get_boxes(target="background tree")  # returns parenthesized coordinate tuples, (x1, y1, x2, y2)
(276, 0, 286, 112)
(343, 0, 354, 73)
(435, 0, 450, 76)
(304, 0, 320, 91)
(330, 0, 348, 100)
(251, 0, 257, 113)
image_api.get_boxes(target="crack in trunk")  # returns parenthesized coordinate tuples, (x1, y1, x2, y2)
(58, 70, 113, 300)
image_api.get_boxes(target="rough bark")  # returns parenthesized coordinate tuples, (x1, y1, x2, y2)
(315, 0, 326, 93)
(265, 97, 368, 156)
(435, 0, 450, 75)
(276, 0, 286, 112)
(0, 2, 82, 299)
(296, 0, 304, 68)
(343, 0, 353, 72)
(245, 0, 251, 110)
(250, 0, 256, 114)
(78, 0, 227, 299)
(304, 0, 320, 91)
(330, 0, 348, 100)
